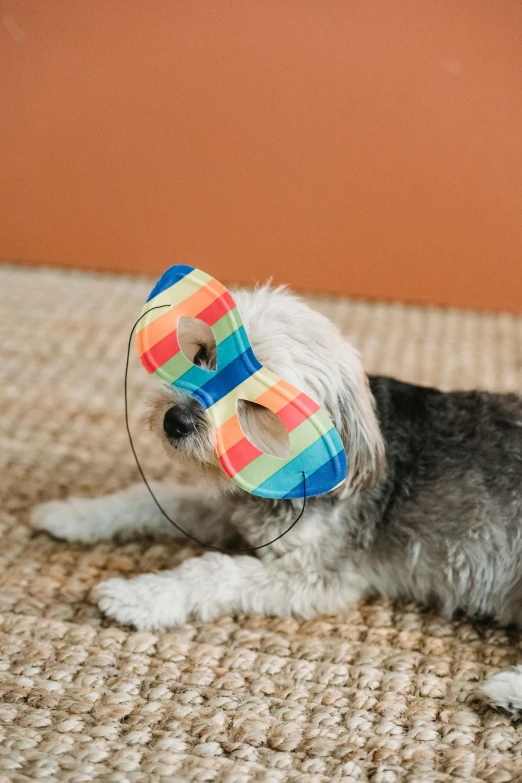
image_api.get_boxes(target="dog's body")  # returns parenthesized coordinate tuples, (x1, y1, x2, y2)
(356, 376, 522, 625)
(32, 283, 522, 716)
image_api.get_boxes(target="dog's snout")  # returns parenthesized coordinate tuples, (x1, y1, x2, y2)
(163, 406, 196, 439)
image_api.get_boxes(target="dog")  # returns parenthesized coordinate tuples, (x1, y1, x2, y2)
(31, 282, 522, 718)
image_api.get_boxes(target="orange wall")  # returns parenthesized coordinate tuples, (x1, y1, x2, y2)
(2, 0, 522, 311)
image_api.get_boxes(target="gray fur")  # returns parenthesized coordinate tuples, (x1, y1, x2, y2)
(31, 282, 522, 715)
(156, 285, 522, 627)
(242, 376, 522, 625)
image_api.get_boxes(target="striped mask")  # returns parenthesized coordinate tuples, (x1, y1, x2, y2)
(136, 265, 347, 499)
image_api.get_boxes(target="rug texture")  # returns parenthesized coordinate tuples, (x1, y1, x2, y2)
(1, 263, 522, 783)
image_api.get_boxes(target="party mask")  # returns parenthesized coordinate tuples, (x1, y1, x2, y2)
(136, 265, 347, 499)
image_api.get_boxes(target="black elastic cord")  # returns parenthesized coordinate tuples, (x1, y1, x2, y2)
(125, 307, 307, 553)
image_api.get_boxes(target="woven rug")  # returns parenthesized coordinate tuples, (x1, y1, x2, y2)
(1, 263, 522, 783)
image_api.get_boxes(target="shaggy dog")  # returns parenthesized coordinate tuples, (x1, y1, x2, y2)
(32, 284, 522, 717)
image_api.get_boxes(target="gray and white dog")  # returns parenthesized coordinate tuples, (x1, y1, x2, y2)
(32, 283, 522, 716)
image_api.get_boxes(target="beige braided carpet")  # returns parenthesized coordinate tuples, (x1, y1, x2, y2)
(2, 263, 522, 783)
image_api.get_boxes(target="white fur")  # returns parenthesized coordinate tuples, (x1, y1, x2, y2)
(31, 483, 181, 543)
(33, 481, 368, 630)
(32, 481, 230, 545)
(30, 282, 516, 718)
(478, 666, 522, 719)
(94, 548, 367, 630)
(233, 285, 385, 491)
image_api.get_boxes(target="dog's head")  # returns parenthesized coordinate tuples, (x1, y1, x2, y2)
(146, 284, 385, 495)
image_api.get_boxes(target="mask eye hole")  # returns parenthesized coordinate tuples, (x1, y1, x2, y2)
(177, 316, 217, 371)
(237, 400, 290, 459)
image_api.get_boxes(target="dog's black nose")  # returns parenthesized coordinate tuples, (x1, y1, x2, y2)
(163, 406, 196, 439)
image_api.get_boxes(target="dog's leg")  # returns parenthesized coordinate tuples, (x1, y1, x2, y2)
(31, 482, 230, 545)
(94, 550, 367, 630)
(478, 666, 522, 721)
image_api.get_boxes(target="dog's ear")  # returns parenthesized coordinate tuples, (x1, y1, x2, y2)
(333, 350, 386, 494)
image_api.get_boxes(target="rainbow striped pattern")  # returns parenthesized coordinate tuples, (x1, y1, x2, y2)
(136, 265, 347, 499)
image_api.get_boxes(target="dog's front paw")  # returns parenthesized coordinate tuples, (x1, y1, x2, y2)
(479, 665, 522, 721)
(93, 574, 190, 630)
(30, 498, 104, 543)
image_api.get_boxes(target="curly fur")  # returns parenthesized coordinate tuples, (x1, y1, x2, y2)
(31, 282, 522, 719)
